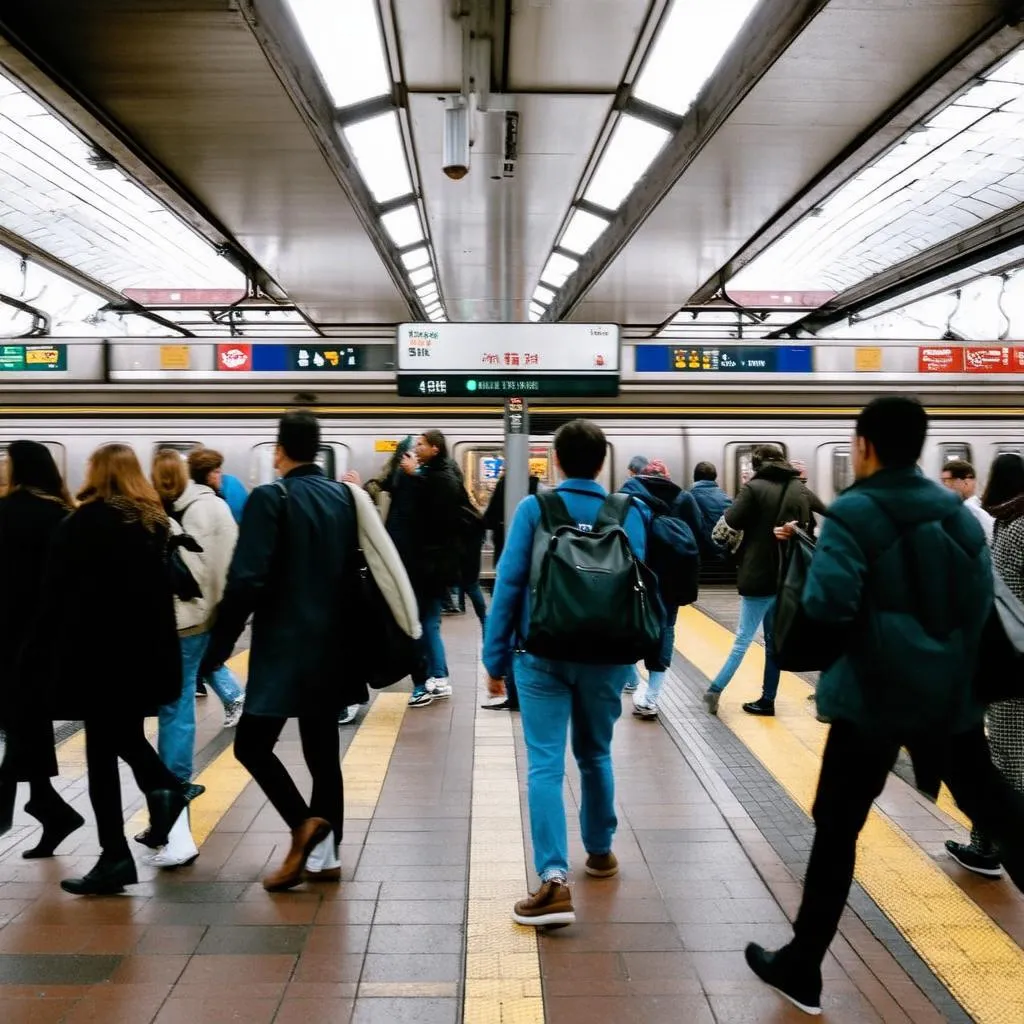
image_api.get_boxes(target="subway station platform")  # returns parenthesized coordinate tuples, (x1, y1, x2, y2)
(0, 595, 1022, 1024)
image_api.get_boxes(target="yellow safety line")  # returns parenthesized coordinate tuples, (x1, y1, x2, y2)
(463, 701, 544, 1024)
(339, 692, 407, 820)
(677, 606, 1024, 1024)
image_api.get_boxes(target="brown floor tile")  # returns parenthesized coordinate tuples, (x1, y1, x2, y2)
(311, 902, 377, 926)
(0, 997, 82, 1023)
(134, 926, 208, 955)
(665, 897, 788, 925)
(194, 925, 308, 956)
(368, 901, 464, 926)
(225, 899, 322, 926)
(349, 997, 458, 1024)
(707, 993, 820, 1023)
(544, 994, 714, 1023)
(678, 921, 792, 952)
(366, 924, 462, 956)
(302, 925, 371, 956)
(107, 955, 190, 985)
(283, 982, 359, 1000)
(375, 882, 465, 902)
(360, 953, 461, 984)
(59, 984, 172, 1024)
(176, 954, 297, 987)
(0, 953, 121, 985)
(573, 898, 671, 923)
(291, 953, 364, 984)
(541, 922, 684, 953)
(274, 996, 354, 1024)
(154, 996, 279, 1024)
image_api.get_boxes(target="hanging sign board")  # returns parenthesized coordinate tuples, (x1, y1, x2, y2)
(634, 345, 812, 373)
(0, 344, 67, 371)
(918, 347, 964, 372)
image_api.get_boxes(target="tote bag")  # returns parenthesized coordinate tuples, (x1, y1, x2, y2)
(974, 570, 1024, 705)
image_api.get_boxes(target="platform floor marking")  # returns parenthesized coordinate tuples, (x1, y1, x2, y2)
(677, 605, 1024, 1024)
(463, 697, 544, 1024)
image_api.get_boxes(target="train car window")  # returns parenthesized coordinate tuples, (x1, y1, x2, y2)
(0, 441, 67, 482)
(726, 442, 788, 495)
(249, 443, 344, 485)
(832, 448, 854, 494)
(154, 441, 201, 456)
(453, 443, 561, 511)
(995, 444, 1023, 455)
(939, 443, 973, 464)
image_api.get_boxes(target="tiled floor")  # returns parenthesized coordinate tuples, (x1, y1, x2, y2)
(0, 599, 1018, 1022)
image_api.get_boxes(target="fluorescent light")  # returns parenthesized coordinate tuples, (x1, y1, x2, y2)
(540, 252, 579, 288)
(342, 111, 412, 203)
(429, 309, 446, 321)
(533, 285, 555, 305)
(401, 246, 430, 271)
(559, 208, 610, 255)
(424, 300, 442, 315)
(583, 114, 670, 211)
(633, 0, 760, 116)
(416, 282, 438, 300)
(381, 204, 423, 248)
(282, 0, 390, 108)
(408, 265, 434, 287)
(417, 289, 439, 307)
(528, 304, 544, 322)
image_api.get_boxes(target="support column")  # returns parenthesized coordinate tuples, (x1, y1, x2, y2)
(503, 397, 529, 527)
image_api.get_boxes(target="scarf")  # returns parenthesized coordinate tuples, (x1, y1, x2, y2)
(988, 494, 1024, 523)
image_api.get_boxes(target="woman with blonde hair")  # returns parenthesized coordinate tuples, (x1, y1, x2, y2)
(31, 443, 185, 894)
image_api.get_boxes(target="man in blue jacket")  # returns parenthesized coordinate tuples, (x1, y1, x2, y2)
(484, 419, 647, 928)
(690, 461, 732, 552)
(746, 396, 1024, 1015)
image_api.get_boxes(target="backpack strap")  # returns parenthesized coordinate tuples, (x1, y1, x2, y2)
(534, 490, 575, 533)
(771, 479, 795, 526)
(595, 492, 634, 530)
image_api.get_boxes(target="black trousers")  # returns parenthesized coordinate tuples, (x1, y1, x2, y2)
(234, 713, 344, 843)
(792, 720, 1024, 964)
(84, 716, 178, 857)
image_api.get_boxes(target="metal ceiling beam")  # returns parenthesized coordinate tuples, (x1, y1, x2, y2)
(239, 0, 428, 319)
(774, 205, 1024, 334)
(542, 0, 829, 324)
(0, 28, 286, 303)
(689, 16, 1024, 306)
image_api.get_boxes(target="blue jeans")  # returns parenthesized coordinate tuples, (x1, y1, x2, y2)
(515, 652, 631, 882)
(416, 593, 448, 682)
(158, 633, 208, 783)
(708, 595, 781, 700)
(458, 583, 487, 629)
(205, 664, 243, 706)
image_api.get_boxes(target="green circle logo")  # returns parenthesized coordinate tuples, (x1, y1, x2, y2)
(466, 379, 478, 392)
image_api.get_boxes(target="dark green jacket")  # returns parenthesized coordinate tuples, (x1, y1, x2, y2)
(804, 466, 991, 735)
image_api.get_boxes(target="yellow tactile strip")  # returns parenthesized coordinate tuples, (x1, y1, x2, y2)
(342, 692, 407, 819)
(463, 708, 545, 1024)
(678, 605, 1024, 1024)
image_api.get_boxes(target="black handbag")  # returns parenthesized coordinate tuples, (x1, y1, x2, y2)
(974, 571, 1024, 705)
(773, 527, 845, 672)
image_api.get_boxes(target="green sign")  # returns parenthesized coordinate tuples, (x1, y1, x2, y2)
(0, 344, 67, 371)
(397, 373, 619, 398)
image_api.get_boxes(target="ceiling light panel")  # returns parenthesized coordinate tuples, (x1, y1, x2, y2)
(282, 0, 390, 109)
(633, 0, 761, 116)
(408, 265, 434, 287)
(559, 208, 610, 256)
(381, 204, 424, 248)
(583, 114, 671, 212)
(401, 246, 430, 271)
(540, 252, 580, 289)
(342, 111, 412, 203)
(533, 285, 555, 306)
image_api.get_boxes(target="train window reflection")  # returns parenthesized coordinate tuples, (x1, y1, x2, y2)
(728, 442, 787, 495)
(154, 441, 200, 456)
(995, 444, 1023, 455)
(249, 442, 343, 485)
(939, 443, 973, 464)
(454, 443, 558, 511)
(832, 448, 854, 494)
(0, 441, 67, 487)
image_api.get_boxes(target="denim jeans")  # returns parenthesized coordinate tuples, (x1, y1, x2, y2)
(708, 595, 780, 699)
(158, 632, 208, 784)
(204, 664, 243, 706)
(515, 652, 631, 882)
(416, 593, 448, 682)
(459, 582, 487, 629)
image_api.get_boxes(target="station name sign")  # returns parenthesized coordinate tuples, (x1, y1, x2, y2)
(635, 344, 813, 373)
(396, 322, 620, 398)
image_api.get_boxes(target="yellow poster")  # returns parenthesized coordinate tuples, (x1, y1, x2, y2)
(375, 439, 399, 453)
(855, 347, 883, 372)
(160, 345, 191, 370)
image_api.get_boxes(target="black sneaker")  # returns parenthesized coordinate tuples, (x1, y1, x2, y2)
(945, 840, 1003, 878)
(745, 943, 822, 1015)
(742, 698, 776, 717)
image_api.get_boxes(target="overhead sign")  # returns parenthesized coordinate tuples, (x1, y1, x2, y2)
(918, 346, 963, 372)
(397, 374, 620, 398)
(0, 344, 67, 371)
(215, 343, 371, 372)
(918, 346, 1024, 373)
(634, 345, 813, 373)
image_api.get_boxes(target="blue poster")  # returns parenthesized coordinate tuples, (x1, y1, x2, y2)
(634, 344, 813, 373)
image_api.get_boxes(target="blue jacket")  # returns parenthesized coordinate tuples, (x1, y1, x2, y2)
(219, 474, 249, 525)
(483, 479, 648, 679)
(805, 466, 991, 735)
(690, 479, 732, 554)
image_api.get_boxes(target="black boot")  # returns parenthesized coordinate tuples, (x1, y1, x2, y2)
(22, 798, 85, 859)
(145, 788, 187, 849)
(745, 943, 822, 1015)
(742, 697, 776, 717)
(61, 851, 138, 896)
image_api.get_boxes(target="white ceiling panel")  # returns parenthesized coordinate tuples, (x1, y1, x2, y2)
(389, 0, 463, 91)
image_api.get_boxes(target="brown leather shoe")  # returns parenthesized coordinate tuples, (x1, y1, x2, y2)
(263, 817, 331, 892)
(304, 866, 342, 882)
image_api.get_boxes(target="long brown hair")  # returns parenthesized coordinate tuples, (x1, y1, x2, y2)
(78, 444, 167, 528)
(7, 440, 74, 508)
(151, 449, 189, 505)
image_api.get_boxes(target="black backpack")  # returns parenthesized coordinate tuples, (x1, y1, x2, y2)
(634, 492, 700, 608)
(525, 490, 665, 665)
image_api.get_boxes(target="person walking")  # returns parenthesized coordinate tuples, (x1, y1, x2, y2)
(941, 458, 994, 544)
(690, 461, 732, 558)
(34, 444, 186, 895)
(201, 411, 366, 890)
(0, 442, 84, 857)
(745, 398, 1024, 1014)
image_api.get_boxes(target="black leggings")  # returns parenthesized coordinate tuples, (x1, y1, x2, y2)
(84, 716, 178, 857)
(234, 713, 343, 843)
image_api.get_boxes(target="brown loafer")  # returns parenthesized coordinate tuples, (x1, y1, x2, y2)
(263, 817, 331, 892)
(304, 866, 342, 882)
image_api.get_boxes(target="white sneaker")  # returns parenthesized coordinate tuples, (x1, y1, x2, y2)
(146, 807, 198, 868)
(338, 704, 359, 725)
(632, 699, 659, 719)
(222, 696, 245, 729)
(305, 832, 341, 881)
(428, 677, 453, 699)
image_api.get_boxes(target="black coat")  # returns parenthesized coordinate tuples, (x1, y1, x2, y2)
(408, 457, 465, 594)
(204, 464, 365, 716)
(0, 490, 68, 777)
(483, 475, 540, 564)
(32, 500, 181, 721)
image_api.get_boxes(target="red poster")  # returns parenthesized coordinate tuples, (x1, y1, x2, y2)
(217, 343, 252, 371)
(918, 347, 964, 373)
(1011, 347, 1024, 372)
(964, 346, 1013, 373)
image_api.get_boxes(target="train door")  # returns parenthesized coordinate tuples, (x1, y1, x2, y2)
(723, 441, 788, 496)
(815, 443, 853, 502)
(249, 441, 348, 485)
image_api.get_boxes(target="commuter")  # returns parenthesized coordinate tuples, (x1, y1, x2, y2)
(186, 448, 247, 723)
(945, 452, 1024, 877)
(746, 397, 1024, 1015)
(705, 446, 817, 717)
(483, 419, 648, 926)
(0, 442, 84, 856)
(201, 411, 366, 890)
(403, 430, 464, 707)
(36, 444, 185, 895)
(455, 498, 488, 629)
(218, 470, 249, 525)
(690, 461, 732, 556)
(941, 458, 994, 544)
(626, 454, 649, 477)
(790, 460, 827, 538)
(620, 459, 699, 718)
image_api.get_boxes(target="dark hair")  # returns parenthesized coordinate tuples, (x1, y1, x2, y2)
(855, 396, 927, 469)
(693, 461, 717, 482)
(553, 419, 607, 480)
(420, 429, 448, 461)
(941, 459, 975, 481)
(982, 452, 1024, 511)
(628, 455, 649, 475)
(278, 411, 320, 463)
(751, 445, 785, 471)
(8, 440, 73, 507)
(187, 447, 224, 486)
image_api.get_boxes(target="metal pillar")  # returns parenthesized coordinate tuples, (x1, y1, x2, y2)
(504, 397, 529, 526)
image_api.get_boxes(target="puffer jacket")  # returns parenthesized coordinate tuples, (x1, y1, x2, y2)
(804, 466, 990, 735)
(173, 482, 238, 634)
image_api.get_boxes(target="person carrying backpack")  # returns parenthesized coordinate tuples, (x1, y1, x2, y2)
(484, 420, 655, 929)
(619, 459, 700, 718)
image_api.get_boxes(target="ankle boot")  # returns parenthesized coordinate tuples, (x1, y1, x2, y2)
(263, 817, 331, 892)
(60, 851, 138, 895)
(145, 788, 187, 849)
(22, 799, 85, 859)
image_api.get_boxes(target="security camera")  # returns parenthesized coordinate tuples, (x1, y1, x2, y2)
(443, 97, 470, 180)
